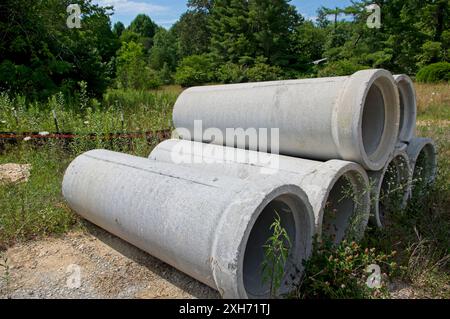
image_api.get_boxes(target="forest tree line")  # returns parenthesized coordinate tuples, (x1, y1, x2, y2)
(0, 0, 449, 101)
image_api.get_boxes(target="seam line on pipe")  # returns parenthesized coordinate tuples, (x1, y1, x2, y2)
(83, 153, 221, 189)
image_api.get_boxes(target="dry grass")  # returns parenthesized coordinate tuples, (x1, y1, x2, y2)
(415, 82, 450, 119)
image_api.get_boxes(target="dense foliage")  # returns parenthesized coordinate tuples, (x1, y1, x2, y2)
(0, 0, 448, 100)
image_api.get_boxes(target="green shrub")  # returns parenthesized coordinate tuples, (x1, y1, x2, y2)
(296, 239, 396, 299)
(246, 57, 283, 82)
(116, 41, 161, 90)
(175, 54, 215, 87)
(318, 59, 370, 77)
(216, 63, 247, 83)
(158, 62, 174, 85)
(416, 62, 450, 83)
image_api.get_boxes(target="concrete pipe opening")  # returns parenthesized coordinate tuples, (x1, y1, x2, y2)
(243, 194, 303, 298)
(63, 150, 314, 299)
(394, 75, 417, 142)
(370, 151, 411, 228)
(362, 84, 386, 157)
(408, 139, 437, 198)
(357, 74, 399, 170)
(321, 168, 370, 244)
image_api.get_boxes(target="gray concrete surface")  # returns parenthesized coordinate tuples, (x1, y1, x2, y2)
(173, 69, 400, 170)
(62, 149, 314, 298)
(149, 139, 371, 243)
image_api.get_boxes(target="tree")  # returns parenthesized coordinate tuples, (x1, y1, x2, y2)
(116, 41, 160, 89)
(209, 0, 301, 67)
(128, 14, 157, 38)
(128, 14, 158, 51)
(0, 0, 118, 100)
(172, 10, 211, 58)
(248, 0, 302, 67)
(113, 21, 125, 37)
(149, 28, 178, 71)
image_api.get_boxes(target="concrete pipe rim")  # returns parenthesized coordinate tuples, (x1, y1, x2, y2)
(394, 74, 417, 142)
(315, 160, 370, 244)
(407, 138, 437, 196)
(336, 69, 399, 170)
(370, 151, 412, 229)
(211, 184, 314, 299)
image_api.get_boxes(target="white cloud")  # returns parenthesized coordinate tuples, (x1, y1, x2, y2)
(300, 12, 318, 22)
(95, 0, 168, 15)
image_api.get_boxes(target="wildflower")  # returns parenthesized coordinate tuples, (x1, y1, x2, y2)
(340, 284, 346, 289)
(84, 121, 89, 125)
(0, 120, 6, 124)
(23, 136, 31, 141)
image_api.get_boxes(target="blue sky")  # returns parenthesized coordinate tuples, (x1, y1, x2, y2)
(94, 0, 353, 28)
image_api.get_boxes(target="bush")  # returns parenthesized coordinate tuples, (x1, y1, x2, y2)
(116, 41, 161, 90)
(175, 54, 215, 87)
(296, 239, 396, 299)
(216, 63, 247, 83)
(246, 57, 283, 82)
(158, 62, 174, 85)
(416, 62, 450, 83)
(318, 59, 370, 77)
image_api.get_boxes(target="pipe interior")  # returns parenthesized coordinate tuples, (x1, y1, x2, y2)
(243, 196, 301, 298)
(323, 175, 356, 244)
(399, 93, 405, 134)
(412, 144, 436, 192)
(397, 80, 415, 140)
(362, 84, 386, 157)
(378, 155, 409, 226)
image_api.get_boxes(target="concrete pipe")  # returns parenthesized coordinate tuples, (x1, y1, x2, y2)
(394, 75, 417, 143)
(173, 69, 400, 170)
(149, 139, 371, 244)
(62, 150, 315, 299)
(368, 150, 412, 228)
(407, 137, 437, 197)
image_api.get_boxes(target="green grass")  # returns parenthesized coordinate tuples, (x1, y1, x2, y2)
(0, 88, 176, 133)
(0, 88, 174, 249)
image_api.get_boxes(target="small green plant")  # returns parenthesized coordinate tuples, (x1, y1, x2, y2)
(261, 211, 292, 298)
(297, 239, 396, 299)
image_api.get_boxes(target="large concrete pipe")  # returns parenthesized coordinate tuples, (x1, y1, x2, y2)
(62, 150, 315, 299)
(407, 137, 437, 197)
(149, 139, 371, 244)
(173, 69, 400, 171)
(368, 150, 412, 228)
(394, 75, 417, 143)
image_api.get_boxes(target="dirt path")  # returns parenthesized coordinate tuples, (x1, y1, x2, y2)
(0, 223, 423, 299)
(0, 224, 219, 299)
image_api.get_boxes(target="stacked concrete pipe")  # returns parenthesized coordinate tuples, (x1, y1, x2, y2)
(149, 139, 370, 243)
(407, 137, 438, 197)
(62, 68, 443, 299)
(62, 149, 315, 298)
(368, 149, 412, 228)
(366, 75, 437, 228)
(173, 69, 400, 171)
(394, 74, 417, 147)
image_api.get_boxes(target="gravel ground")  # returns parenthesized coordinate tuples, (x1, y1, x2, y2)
(0, 224, 219, 299)
(0, 222, 422, 299)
